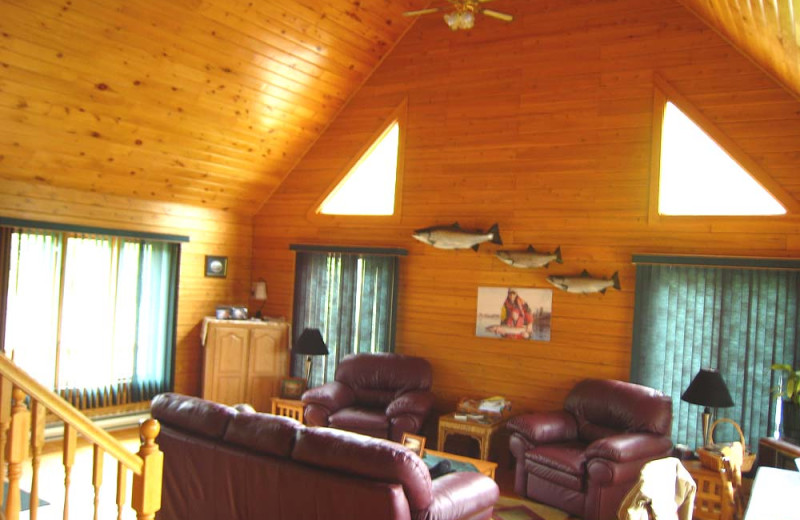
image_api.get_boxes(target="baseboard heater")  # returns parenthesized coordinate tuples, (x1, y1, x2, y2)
(44, 411, 150, 441)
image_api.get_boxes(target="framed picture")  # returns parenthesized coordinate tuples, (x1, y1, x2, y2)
(215, 306, 232, 319)
(475, 287, 553, 341)
(401, 433, 426, 457)
(205, 255, 228, 278)
(230, 306, 248, 320)
(280, 377, 307, 399)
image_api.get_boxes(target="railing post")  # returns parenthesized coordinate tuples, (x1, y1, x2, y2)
(131, 418, 162, 520)
(0, 375, 12, 509)
(5, 387, 30, 520)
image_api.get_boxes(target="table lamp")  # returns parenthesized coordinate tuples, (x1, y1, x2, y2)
(681, 368, 734, 447)
(294, 328, 329, 386)
(251, 278, 268, 318)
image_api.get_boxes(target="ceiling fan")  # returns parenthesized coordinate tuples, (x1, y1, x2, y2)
(403, 0, 513, 31)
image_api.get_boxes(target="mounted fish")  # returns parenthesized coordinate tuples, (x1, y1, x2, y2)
(412, 222, 502, 251)
(546, 270, 621, 294)
(495, 245, 563, 269)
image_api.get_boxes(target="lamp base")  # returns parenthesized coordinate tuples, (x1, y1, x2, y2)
(701, 407, 712, 447)
(304, 355, 313, 387)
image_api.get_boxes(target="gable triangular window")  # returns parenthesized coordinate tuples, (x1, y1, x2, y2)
(318, 121, 399, 216)
(651, 77, 793, 218)
(659, 102, 784, 216)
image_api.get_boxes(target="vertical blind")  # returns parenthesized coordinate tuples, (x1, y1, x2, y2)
(632, 262, 800, 448)
(2, 228, 179, 409)
(291, 250, 399, 387)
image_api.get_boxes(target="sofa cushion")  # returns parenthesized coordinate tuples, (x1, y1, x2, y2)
(223, 411, 303, 457)
(330, 406, 390, 431)
(151, 392, 236, 440)
(292, 426, 433, 511)
(527, 441, 588, 476)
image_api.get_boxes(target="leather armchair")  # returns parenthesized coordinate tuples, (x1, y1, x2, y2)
(507, 379, 673, 520)
(302, 352, 435, 441)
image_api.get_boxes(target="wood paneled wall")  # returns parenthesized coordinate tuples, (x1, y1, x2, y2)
(252, 0, 800, 413)
(0, 179, 252, 396)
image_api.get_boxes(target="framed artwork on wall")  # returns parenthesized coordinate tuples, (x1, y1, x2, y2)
(476, 287, 553, 341)
(205, 255, 228, 278)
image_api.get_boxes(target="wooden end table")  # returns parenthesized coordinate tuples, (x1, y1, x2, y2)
(683, 459, 728, 520)
(425, 449, 497, 480)
(271, 397, 305, 423)
(437, 413, 508, 461)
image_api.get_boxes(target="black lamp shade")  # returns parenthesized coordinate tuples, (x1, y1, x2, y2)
(681, 368, 734, 408)
(294, 328, 329, 356)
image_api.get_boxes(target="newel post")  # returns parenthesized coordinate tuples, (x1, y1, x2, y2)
(131, 418, 163, 520)
(5, 387, 30, 520)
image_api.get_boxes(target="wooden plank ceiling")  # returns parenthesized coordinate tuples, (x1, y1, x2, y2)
(1, 0, 798, 215)
(678, 0, 800, 101)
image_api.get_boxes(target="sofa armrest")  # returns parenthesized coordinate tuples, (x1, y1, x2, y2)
(301, 381, 355, 413)
(585, 433, 673, 463)
(386, 390, 435, 419)
(506, 411, 578, 444)
(422, 472, 499, 520)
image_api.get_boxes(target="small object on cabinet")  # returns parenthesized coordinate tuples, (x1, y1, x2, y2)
(215, 306, 232, 319)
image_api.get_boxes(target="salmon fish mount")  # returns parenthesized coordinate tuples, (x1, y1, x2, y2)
(412, 222, 502, 252)
(546, 270, 621, 294)
(495, 245, 563, 269)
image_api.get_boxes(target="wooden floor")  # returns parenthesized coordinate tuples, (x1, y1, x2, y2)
(13, 427, 141, 520)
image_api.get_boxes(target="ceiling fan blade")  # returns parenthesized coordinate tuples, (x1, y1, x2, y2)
(482, 8, 513, 21)
(403, 7, 441, 16)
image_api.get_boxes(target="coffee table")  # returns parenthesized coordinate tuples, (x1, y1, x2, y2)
(437, 412, 509, 461)
(424, 449, 497, 479)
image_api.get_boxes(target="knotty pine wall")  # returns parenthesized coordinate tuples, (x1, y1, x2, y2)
(0, 179, 252, 396)
(253, 0, 800, 414)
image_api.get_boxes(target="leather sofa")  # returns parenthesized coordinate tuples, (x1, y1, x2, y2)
(507, 379, 673, 520)
(151, 392, 498, 520)
(302, 352, 435, 441)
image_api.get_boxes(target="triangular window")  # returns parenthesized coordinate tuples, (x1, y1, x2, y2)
(318, 120, 400, 216)
(658, 102, 784, 216)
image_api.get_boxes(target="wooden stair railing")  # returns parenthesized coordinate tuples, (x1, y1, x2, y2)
(0, 353, 163, 520)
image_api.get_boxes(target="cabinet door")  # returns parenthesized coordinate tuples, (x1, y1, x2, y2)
(246, 325, 288, 412)
(205, 326, 250, 405)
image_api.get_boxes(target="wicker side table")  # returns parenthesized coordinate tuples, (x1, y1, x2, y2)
(436, 413, 508, 461)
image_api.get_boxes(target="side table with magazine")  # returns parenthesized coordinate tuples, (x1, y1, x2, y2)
(436, 412, 509, 461)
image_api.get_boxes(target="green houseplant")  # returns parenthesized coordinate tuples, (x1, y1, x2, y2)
(771, 363, 800, 441)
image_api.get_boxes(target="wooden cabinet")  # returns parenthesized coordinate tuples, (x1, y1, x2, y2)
(202, 319, 290, 412)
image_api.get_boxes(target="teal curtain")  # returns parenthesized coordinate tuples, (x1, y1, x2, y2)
(632, 264, 800, 448)
(292, 251, 398, 387)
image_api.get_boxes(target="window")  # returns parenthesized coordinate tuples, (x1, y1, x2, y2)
(1, 227, 180, 409)
(312, 100, 406, 219)
(650, 76, 794, 218)
(319, 121, 400, 216)
(631, 257, 800, 448)
(290, 246, 402, 386)
(659, 102, 784, 216)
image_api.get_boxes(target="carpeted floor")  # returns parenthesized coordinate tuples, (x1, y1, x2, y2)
(492, 496, 580, 520)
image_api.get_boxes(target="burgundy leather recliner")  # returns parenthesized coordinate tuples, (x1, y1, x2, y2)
(302, 352, 435, 441)
(507, 379, 673, 520)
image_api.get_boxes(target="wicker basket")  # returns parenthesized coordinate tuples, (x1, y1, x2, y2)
(696, 417, 756, 472)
